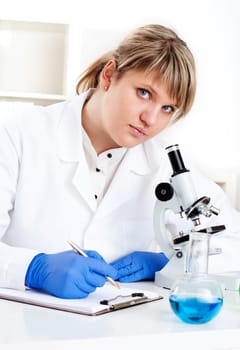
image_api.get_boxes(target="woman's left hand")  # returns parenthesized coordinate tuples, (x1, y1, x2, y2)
(111, 251, 169, 282)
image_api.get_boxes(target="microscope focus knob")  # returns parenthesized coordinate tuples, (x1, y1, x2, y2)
(155, 182, 174, 201)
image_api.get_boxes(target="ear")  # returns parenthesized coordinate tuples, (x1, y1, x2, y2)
(99, 60, 117, 91)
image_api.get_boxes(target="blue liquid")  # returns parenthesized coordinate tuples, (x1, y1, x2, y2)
(169, 295, 223, 324)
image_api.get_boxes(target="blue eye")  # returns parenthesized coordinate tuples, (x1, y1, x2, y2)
(162, 105, 175, 114)
(138, 88, 150, 99)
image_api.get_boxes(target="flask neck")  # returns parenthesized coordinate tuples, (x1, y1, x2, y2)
(185, 231, 209, 275)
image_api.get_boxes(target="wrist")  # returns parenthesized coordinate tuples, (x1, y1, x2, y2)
(25, 253, 45, 288)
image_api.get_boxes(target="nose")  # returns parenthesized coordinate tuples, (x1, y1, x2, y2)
(140, 105, 160, 127)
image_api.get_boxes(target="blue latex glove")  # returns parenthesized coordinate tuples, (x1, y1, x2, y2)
(25, 250, 118, 299)
(111, 251, 169, 282)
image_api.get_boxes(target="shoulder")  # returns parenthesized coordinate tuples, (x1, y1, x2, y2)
(0, 95, 84, 138)
(142, 134, 171, 171)
(0, 101, 63, 132)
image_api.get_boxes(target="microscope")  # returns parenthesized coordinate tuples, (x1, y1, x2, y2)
(153, 144, 225, 289)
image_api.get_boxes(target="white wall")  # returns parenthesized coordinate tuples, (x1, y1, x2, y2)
(1, 0, 240, 205)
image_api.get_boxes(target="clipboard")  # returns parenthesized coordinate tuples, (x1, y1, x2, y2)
(0, 283, 163, 316)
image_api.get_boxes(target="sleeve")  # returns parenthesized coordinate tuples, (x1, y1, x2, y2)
(0, 117, 38, 290)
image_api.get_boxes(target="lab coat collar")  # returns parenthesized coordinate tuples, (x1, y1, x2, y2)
(126, 143, 152, 175)
(93, 144, 161, 217)
(57, 91, 92, 162)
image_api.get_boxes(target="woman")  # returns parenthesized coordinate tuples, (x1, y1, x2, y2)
(0, 24, 239, 299)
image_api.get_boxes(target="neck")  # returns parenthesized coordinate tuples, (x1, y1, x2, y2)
(82, 90, 120, 155)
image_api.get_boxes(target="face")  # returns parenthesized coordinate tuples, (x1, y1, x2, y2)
(93, 65, 178, 150)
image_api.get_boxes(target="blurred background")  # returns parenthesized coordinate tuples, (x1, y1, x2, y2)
(0, 0, 239, 208)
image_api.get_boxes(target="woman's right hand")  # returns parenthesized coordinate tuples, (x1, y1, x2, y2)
(25, 250, 118, 299)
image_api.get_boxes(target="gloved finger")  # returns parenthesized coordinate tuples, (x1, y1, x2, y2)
(118, 269, 145, 282)
(78, 270, 107, 291)
(50, 262, 97, 298)
(59, 281, 91, 299)
(69, 257, 118, 292)
(111, 251, 169, 282)
(111, 255, 140, 279)
(115, 262, 142, 280)
(111, 255, 133, 270)
(85, 250, 106, 262)
(86, 257, 118, 280)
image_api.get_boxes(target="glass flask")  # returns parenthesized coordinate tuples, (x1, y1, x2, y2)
(169, 231, 223, 324)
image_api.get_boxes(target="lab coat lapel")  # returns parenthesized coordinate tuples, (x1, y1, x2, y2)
(95, 144, 152, 217)
(72, 159, 97, 212)
(57, 94, 97, 212)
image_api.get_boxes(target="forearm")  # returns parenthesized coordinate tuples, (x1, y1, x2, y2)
(0, 241, 38, 289)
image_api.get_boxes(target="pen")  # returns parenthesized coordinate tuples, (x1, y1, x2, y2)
(67, 240, 120, 289)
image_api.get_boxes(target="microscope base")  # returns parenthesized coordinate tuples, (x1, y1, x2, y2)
(154, 271, 182, 290)
(155, 265, 240, 291)
(154, 254, 185, 290)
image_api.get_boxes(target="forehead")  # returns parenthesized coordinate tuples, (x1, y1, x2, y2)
(119, 69, 160, 83)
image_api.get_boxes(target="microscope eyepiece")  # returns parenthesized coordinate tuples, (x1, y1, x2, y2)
(166, 144, 189, 176)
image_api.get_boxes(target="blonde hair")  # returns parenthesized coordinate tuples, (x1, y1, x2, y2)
(76, 24, 196, 120)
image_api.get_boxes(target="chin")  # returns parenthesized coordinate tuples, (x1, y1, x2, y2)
(115, 135, 146, 149)
(120, 141, 143, 148)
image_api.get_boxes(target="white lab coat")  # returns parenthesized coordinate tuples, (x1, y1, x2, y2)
(0, 91, 240, 290)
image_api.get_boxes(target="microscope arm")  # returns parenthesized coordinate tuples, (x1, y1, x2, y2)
(153, 183, 183, 259)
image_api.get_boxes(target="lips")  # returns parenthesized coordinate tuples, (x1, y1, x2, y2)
(129, 124, 147, 137)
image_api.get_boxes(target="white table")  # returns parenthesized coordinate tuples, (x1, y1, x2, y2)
(0, 282, 240, 350)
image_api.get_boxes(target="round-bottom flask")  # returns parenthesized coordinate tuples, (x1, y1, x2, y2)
(169, 231, 223, 324)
